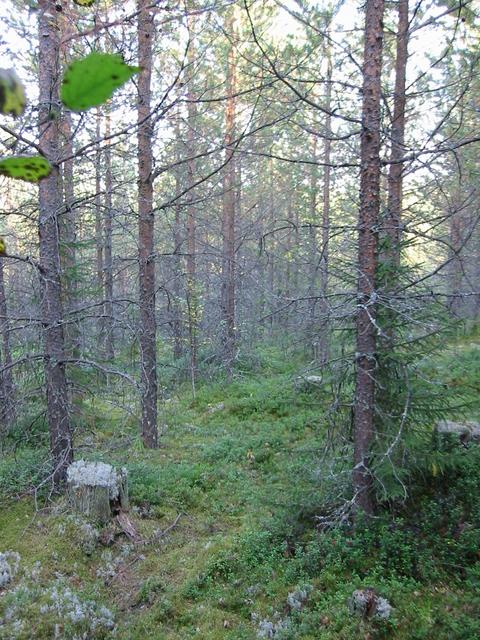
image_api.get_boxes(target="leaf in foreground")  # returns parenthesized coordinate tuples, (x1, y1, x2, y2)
(61, 52, 139, 111)
(0, 69, 26, 117)
(73, 0, 96, 6)
(0, 155, 52, 182)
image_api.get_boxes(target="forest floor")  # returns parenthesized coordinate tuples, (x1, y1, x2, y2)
(1, 336, 480, 639)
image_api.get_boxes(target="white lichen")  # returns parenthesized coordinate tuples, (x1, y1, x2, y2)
(66, 460, 126, 500)
(96, 543, 133, 582)
(286, 584, 312, 611)
(0, 576, 115, 639)
(349, 588, 392, 620)
(252, 613, 290, 639)
(375, 596, 393, 619)
(0, 551, 20, 589)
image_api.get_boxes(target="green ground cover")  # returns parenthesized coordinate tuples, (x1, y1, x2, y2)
(1, 337, 479, 639)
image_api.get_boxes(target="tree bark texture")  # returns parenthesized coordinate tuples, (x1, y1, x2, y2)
(103, 111, 115, 361)
(0, 259, 15, 434)
(137, 0, 158, 447)
(173, 108, 184, 361)
(449, 199, 464, 317)
(38, 0, 73, 484)
(186, 8, 198, 393)
(308, 133, 318, 331)
(353, 0, 385, 516)
(385, 0, 409, 271)
(60, 111, 79, 358)
(59, 3, 79, 359)
(221, 7, 238, 371)
(95, 109, 104, 343)
(317, 51, 332, 366)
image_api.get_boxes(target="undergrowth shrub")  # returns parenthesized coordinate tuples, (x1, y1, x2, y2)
(127, 461, 215, 509)
(0, 448, 49, 501)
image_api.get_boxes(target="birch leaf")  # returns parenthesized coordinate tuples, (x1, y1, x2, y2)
(73, 0, 96, 6)
(0, 69, 26, 117)
(0, 155, 52, 182)
(61, 53, 139, 112)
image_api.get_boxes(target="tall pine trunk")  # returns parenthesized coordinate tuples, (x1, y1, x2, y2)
(317, 51, 332, 366)
(353, 0, 385, 516)
(38, 0, 72, 484)
(60, 112, 79, 358)
(308, 134, 318, 339)
(95, 109, 104, 343)
(59, 3, 79, 359)
(385, 0, 409, 273)
(137, 0, 158, 447)
(186, 8, 198, 394)
(449, 198, 464, 317)
(173, 110, 184, 360)
(103, 111, 115, 360)
(221, 7, 238, 371)
(0, 258, 15, 435)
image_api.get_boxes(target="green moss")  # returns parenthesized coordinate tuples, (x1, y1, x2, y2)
(1, 341, 479, 638)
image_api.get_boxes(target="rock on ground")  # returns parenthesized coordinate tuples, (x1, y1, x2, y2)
(435, 420, 480, 443)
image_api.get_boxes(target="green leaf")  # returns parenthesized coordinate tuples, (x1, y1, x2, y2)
(61, 53, 139, 112)
(73, 0, 96, 6)
(0, 69, 27, 117)
(0, 155, 52, 183)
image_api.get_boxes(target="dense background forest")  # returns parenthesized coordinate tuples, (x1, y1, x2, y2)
(0, 0, 479, 638)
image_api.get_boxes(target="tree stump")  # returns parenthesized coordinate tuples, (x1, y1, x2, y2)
(66, 460, 128, 524)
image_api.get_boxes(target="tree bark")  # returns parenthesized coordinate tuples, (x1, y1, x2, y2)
(38, 0, 73, 485)
(221, 7, 238, 372)
(60, 111, 79, 358)
(186, 7, 198, 394)
(59, 3, 79, 359)
(103, 111, 115, 361)
(449, 197, 464, 317)
(385, 0, 409, 272)
(95, 108, 104, 343)
(353, 0, 385, 517)
(0, 258, 15, 435)
(308, 134, 318, 337)
(173, 112, 184, 361)
(137, 0, 158, 447)
(317, 51, 332, 366)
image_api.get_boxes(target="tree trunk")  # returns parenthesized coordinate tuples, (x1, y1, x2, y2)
(317, 51, 332, 366)
(308, 134, 318, 339)
(0, 258, 15, 435)
(137, 0, 158, 447)
(173, 109, 184, 361)
(95, 108, 104, 343)
(60, 111, 79, 358)
(38, 0, 73, 485)
(59, 4, 79, 359)
(103, 111, 115, 360)
(268, 159, 275, 337)
(221, 7, 238, 372)
(384, 0, 409, 273)
(186, 7, 198, 394)
(449, 198, 464, 317)
(353, 0, 385, 517)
